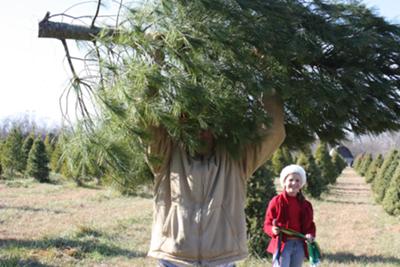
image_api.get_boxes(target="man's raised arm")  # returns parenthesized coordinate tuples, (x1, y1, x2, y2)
(240, 94, 286, 179)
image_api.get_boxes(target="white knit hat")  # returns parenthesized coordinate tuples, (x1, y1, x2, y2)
(279, 164, 307, 188)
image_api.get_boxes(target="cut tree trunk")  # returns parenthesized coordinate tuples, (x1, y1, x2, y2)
(38, 13, 116, 41)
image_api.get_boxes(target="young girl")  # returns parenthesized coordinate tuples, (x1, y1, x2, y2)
(264, 164, 316, 267)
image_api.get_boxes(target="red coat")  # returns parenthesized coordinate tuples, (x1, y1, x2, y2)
(263, 191, 316, 258)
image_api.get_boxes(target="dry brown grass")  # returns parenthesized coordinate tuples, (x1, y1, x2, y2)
(0, 179, 156, 266)
(1, 168, 399, 266)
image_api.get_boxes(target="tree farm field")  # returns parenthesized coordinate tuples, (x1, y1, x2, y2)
(1, 168, 399, 267)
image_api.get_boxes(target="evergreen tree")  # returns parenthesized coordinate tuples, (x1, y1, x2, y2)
(26, 138, 50, 182)
(44, 134, 54, 159)
(0, 139, 3, 177)
(50, 141, 63, 173)
(372, 150, 398, 203)
(297, 149, 324, 198)
(365, 154, 383, 184)
(41, 0, 400, 189)
(353, 153, 365, 172)
(1, 127, 24, 176)
(331, 150, 346, 177)
(359, 153, 373, 177)
(382, 163, 400, 216)
(272, 148, 287, 177)
(245, 161, 276, 258)
(21, 133, 35, 174)
(314, 142, 335, 185)
(282, 147, 293, 165)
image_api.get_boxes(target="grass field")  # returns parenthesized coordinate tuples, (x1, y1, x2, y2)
(1, 168, 399, 267)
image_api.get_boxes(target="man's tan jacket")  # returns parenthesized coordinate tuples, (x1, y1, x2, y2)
(146, 97, 285, 266)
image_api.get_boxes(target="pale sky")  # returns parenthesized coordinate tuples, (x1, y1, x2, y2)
(0, 0, 398, 127)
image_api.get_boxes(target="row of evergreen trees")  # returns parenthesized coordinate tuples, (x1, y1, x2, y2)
(0, 127, 60, 182)
(0, 125, 111, 185)
(354, 151, 400, 216)
(0, 124, 152, 190)
(246, 142, 347, 257)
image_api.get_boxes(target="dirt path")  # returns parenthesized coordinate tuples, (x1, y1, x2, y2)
(313, 167, 400, 267)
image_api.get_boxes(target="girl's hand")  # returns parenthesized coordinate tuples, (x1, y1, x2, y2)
(272, 226, 280, 235)
(305, 234, 314, 242)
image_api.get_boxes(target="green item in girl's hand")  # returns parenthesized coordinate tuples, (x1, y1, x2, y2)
(307, 240, 322, 266)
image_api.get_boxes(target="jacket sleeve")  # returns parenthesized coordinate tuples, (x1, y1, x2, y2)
(303, 201, 316, 237)
(144, 126, 173, 175)
(264, 197, 279, 238)
(239, 95, 286, 179)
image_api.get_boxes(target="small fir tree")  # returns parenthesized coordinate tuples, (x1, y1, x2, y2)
(245, 161, 276, 258)
(373, 150, 399, 203)
(297, 150, 324, 198)
(272, 148, 286, 177)
(0, 139, 3, 177)
(44, 134, 55, 159)
(365, 154, 383, 184)
(50, 142, 63, 173)
(382, 163, 400, 216)
(21, 134, 35, 174)
(26, 138, 50, 182)
(331, 150, 347, 177)
(315, 142, 335, 185)
(359, 153, 373, 177)
(1, 127, 24, 176)
(353, 153, 365, 171)
(282, 147, 293, 165)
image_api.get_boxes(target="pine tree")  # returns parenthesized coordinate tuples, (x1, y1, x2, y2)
(50, 141, 63, 173)
(26, 138, 50, 182)
(315, 142, 335, 185)
(297, 149, 324, 198)
(282, 147, 293, 165)
(382, 163, 400, 216)
(44, 134, 54, 159)
(0, 139, 4, 177)
(272, 148, 286, 177)
(42, 0, 400, 151)
(21, 133, 35, 174)
(359, 153, 373, 177)
(1, 127, 24, 176)
(372, 150, 398, 203)
(353, 153, 365, 172)
(41, 0, 400, 189)
(331, 150, 346, 177)
(245, 161, 276, 258)
(365, 154, 383, 184)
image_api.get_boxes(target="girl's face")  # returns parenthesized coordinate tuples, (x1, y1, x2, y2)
(284, 173, 302, 196)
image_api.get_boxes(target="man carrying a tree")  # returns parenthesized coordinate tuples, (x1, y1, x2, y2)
(144, 94, 285, 267)
(38, 0, 400, 266)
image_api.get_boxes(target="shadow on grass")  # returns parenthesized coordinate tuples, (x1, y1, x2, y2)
(129, 191, 153, 199)
(1, 205, 66, 214)
(324, 252, 400, 265)
(321, 199, 375, 206)
(0, 256, 54, 267)
(0, 236, 146, 259)
(331, 186, 370, 192)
